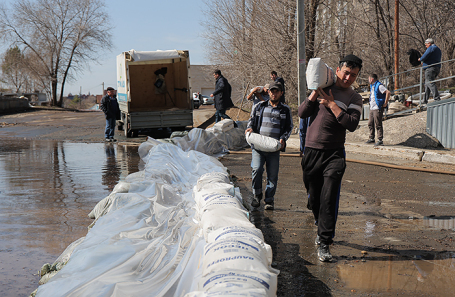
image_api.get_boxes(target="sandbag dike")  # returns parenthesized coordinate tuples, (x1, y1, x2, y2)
(32, 121, 279, 297)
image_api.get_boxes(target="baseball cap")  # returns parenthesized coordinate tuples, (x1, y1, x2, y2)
(340, 54, 363, 68)
(268, 82, 282, 91)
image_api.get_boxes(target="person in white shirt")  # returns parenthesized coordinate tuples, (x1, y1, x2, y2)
(366, 74, 391, 146)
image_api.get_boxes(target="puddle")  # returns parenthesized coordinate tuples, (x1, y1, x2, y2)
(0, 139, 140, 297)
(337, 253, 455, 295)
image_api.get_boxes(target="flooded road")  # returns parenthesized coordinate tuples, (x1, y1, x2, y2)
(0, 139, 140, 297)
(1, 134, 454, 296)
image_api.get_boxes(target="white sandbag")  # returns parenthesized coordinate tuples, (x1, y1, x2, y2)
(184, 288, 267, 297)
(200, 207, 254, 241)
(199, 195, 245, 213)
(245, 132, 281, 152)
(306, 57, 336, 90)
(213, 119, 235, 132)
(197, 172, 231, 191)
(202, 238, 272, 276)
(194, 188, 237, 209)
(199, 269, 278, 297)
(207, 226, 265, 243)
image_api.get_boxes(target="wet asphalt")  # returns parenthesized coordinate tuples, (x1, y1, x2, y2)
(0, 108, 454, 296)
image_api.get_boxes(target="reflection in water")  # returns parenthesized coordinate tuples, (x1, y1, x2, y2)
(0, 139, 140, 297)
(337, 253, 455, 295)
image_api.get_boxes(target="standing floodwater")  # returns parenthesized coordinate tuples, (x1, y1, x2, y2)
(0, 139, 140, 297)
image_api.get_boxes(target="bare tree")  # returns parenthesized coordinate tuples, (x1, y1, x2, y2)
(1, 46, 27, 92)
(0, 0, 112, 106)
(201, 0, 455, 104)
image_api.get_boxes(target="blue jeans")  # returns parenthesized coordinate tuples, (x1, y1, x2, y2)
(105, 118, 116, 139)
(251, 149, 280, 203)
(215, 109, 231, 122)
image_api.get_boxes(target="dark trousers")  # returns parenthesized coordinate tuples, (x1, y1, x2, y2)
(215, 109, 231, 122)
(368, 108, 384, 141)
(302, 147, 346, 245)
(424, 66, 440, 102)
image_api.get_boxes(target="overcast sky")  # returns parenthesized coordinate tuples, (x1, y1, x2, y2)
(2, 0, 209, 95)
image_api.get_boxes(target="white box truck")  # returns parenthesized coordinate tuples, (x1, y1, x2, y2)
(116, 49, 194, 137)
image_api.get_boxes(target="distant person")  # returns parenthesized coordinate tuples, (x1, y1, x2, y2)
(99, 87, 120, 142)
(299, 117, 310, 157)
(365, 74, 391, 146)
(418, 38, 442, 103)
(210, 69, 234, 122)
(247, 84, 270, 105)
(246, 81, 293, 211)
(298, 54, 363, 262)
(270, 71, 285, 104)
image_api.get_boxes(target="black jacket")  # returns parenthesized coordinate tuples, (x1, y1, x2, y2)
(213, 75, 234, 110)
(407, 49, 421, 67)
(100, 94, 120, 120)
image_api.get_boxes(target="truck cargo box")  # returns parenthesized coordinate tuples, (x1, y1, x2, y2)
(116, 49, 193, 137)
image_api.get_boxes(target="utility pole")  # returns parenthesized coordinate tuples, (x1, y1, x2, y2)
(297, 0, 307, 106)
(394, 0, 399, 91)
(79, 86, 82, 109)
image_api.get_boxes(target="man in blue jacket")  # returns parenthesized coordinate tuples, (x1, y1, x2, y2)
(246, 81, 293, 211)
(366, 74, 391, 146)
(418, 38, 442, 103)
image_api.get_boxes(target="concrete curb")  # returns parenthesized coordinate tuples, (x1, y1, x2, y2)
(285, 134, 455, 166)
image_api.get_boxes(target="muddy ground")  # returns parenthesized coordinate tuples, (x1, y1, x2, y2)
(1, 107, 454, 296)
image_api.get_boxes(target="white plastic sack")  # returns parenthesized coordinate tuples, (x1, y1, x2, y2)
(213, 119, 235, 132)
(200, 207, 254, 241)
(199, 269, 278, 297)
(207, 226, 265, 243)
(306, 57, 336, 90)
(196, 172, 231, 192)
(184, 288, 267, 297)
(202, 238, 272, 276)
(246, 132, 281, 152)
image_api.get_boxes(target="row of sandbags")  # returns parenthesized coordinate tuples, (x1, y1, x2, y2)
(186, 171, 279, 296)
(33, 141, 278, 296)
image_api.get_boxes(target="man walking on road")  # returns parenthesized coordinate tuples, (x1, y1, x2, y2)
(366, 74, 391, 146)
(418, 38, 442, 103)
(210, 69, 234, 122)
(246, 81, 293, 211)
(270, 71, 286, 104)
(298, 54, 363, 262)
(100, 87, 120, 142)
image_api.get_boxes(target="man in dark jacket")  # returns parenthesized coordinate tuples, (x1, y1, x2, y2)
(246, 81, 293, 211)
(270, 71, 286, 104)
(210, 69, 234, 122)
(99, 87, 120, 141)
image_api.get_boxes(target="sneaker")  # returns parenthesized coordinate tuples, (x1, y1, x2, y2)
(105, 138, 111, 142)
(317, 244, 333, 262)
(110, 138, 117, 142)
(374, 140, 383, 146)
(315, 235, 321, 245)
(365, 139, 375, 144)
(264, 202, 274, 210)
(251, 193, 262, 208)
